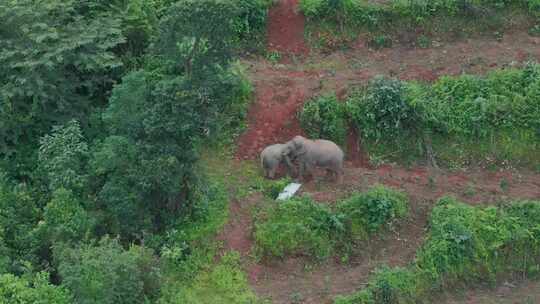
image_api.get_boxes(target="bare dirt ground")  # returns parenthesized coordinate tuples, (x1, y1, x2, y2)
(226, 0, 540, 303)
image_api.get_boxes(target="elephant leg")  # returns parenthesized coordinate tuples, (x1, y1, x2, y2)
(297, 161, 307, 181)
(268, 167, 276, 179)
(336, 168, 344, 183)
(306, 163, 314, 180)
(325, 169, 334, 180)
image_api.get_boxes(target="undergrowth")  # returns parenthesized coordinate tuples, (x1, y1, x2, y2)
(299, 93, 348, 147)
(159, 251, 264, 304)
(300, 63, 540, 169)
(300, 0, 538, 51)
(334, 198, 540, 304)
(254, 185, 409, 260)
(157, 151, 269, 303)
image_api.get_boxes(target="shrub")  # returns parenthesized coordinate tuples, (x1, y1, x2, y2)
(55, 237, 161, 304)
(0, 272, 73, 304)
(368, 266, 418, 304)
(348, 76, 419, 142)
(254, 197, 344, 260)
(299, 93, 348, 146)
(254, 185, 409, 260)
(159, 252, 261, 304)
(337, 198, 540, 303)
(368, 34, 393, 49)
(337, 185, 409, 240)
(345, 64, 540, 167)
(300, 0, 331, 19)
(416, 197, 540, 288)
(233, 0, 274, 47)
(262, 177, 293, 199)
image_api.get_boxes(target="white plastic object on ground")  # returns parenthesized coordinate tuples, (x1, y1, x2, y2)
(276, 183, 302, 201)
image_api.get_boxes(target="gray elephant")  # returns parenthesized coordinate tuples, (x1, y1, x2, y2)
(285, 135, 344, 182)
(260, 143, 296, 179)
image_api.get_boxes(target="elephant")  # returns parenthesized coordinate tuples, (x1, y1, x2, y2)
(285, 135, 344, 183)
(260, 143, 296, 179)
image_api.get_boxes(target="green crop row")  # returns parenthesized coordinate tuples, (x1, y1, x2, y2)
(335, 197, 540, 303)
(300, 0, 540, 27)
(299, 63, 540, 168)
(253, 185, 409, 260)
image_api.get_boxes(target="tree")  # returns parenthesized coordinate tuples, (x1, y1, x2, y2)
(0, 0, 124, 176)
(91, 0, 252, 238)
(40, 188, 94, 244)
(0, 175, 41, 272)
(154, 0, 239, 78)
(38, 120, 89, 193)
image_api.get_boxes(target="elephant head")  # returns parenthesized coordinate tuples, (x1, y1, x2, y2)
(290, 135, 308, 157)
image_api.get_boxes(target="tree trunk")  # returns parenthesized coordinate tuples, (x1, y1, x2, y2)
(423, 130, 439, 169)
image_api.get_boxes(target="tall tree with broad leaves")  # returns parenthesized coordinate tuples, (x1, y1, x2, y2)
(91, 0, 247, 240)
(0, 0, 125, 177)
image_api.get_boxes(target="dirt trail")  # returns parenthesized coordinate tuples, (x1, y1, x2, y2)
(267, 0, 309, 57)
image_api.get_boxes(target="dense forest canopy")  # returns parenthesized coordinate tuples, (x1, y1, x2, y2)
(0, 0, 270, 302)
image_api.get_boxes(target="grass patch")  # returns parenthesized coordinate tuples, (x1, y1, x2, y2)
(335, 198, 540, 303)
(158, 251, 265, 304)
(254, 185, 409, 260)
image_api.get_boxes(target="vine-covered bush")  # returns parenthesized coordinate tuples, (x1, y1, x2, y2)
(337, 185, 409, 240)
(347, 76, 420, 142)
(335, 198, 540, 304)
(299, 94, 348, 146)
(254, 197, 342, 260)
(254, 185, 409, 260)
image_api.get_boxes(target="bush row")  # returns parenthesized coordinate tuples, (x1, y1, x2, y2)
(299, 63, 540, 167)
(300, 0, 540, 28)
(334, 197, 540, 304)
(254, 185, 408, 260)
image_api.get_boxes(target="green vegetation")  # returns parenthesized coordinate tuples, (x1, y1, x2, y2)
(300, 0, 540, 51)
(334, 198, 540, 303)
(299, 93, 348, 147)
(0, 0, 273, 302)
(254, 185, 409, 260)
(0, 272, 73, 304)
(2, 0, 540, 302)
(300, 64, 540, 168)
(300, 0, 540, 26)
(159, 251, 264, 304)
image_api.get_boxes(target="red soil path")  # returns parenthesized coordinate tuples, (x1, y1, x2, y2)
(267, 0, 309, 56)
(235, 70, 316, 160)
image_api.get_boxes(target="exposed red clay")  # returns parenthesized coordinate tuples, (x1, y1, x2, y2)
(267, 0, 309, 57)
